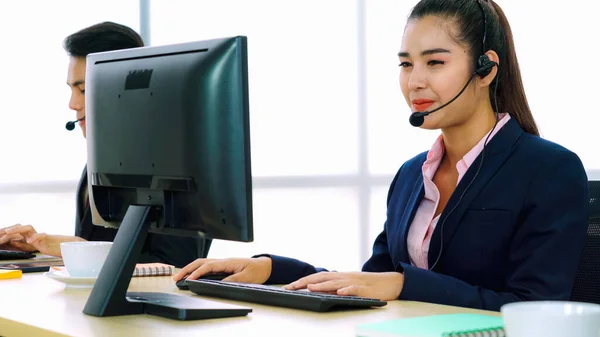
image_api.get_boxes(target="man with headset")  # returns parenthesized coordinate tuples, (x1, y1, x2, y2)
(0, 22, 210, 268)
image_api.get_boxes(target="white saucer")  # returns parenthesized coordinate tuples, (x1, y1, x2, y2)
(44, 269, 97, 289)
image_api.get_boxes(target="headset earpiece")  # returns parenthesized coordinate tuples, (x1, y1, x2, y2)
(475, 54, 496, 77)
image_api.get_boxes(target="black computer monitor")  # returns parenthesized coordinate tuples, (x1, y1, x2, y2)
(82, 36, 253, 320)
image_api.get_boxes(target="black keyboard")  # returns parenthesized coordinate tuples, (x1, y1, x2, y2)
(185, 279, 387, 312)
(0, 249, 35, 260)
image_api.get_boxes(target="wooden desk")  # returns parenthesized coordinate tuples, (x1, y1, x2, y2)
(0, 273, 499, 337)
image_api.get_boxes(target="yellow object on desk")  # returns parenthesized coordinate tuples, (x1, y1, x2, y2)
(0, 269, 22, 280)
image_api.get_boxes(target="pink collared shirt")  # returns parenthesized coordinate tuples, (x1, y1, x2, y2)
(406, 113, 511, 269)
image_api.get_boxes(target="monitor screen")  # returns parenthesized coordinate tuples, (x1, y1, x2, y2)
(85, 36, 252, 243)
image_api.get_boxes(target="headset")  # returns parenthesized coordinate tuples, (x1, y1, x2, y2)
(427, 0, 501, 271)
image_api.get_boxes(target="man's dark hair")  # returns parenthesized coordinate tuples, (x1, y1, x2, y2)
(63, 21, 144, 57)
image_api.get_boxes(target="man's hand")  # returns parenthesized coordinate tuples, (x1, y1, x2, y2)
(0, 224, 85, 257)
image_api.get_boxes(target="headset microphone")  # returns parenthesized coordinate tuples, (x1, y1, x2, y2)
(409, 72, 475, 127)
(65, 116, 85, 131)
(408, 54, 497, 127)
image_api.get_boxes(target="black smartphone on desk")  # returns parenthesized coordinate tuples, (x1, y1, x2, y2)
(0, 261, 64, 273)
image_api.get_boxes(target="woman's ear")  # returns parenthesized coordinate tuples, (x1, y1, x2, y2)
(478, 50, 500, 87)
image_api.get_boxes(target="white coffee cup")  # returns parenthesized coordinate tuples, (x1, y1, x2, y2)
(60, 241, 113, 278)
(501, 301, 600, 337)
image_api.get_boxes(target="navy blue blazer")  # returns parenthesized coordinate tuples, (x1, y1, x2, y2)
(260, 118, 589, 311)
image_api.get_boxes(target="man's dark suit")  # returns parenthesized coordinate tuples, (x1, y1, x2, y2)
(74, 166, 211, 268)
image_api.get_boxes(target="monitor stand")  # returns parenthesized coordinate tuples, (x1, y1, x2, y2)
(82, 205, 252, 320)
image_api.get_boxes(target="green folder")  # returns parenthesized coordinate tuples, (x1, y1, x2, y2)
(355, 313, 505, 337)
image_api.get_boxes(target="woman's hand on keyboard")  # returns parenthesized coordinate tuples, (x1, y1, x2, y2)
(283, 271, 405, 301)
(174, 257, 272, 284)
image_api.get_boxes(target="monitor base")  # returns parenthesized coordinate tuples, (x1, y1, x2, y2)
(126, 292, 251, 320)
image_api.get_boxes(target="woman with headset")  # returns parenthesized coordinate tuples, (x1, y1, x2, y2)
(174, 0, 589, 311)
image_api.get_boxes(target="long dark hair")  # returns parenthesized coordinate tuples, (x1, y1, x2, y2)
(408, 0, 539, 136)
